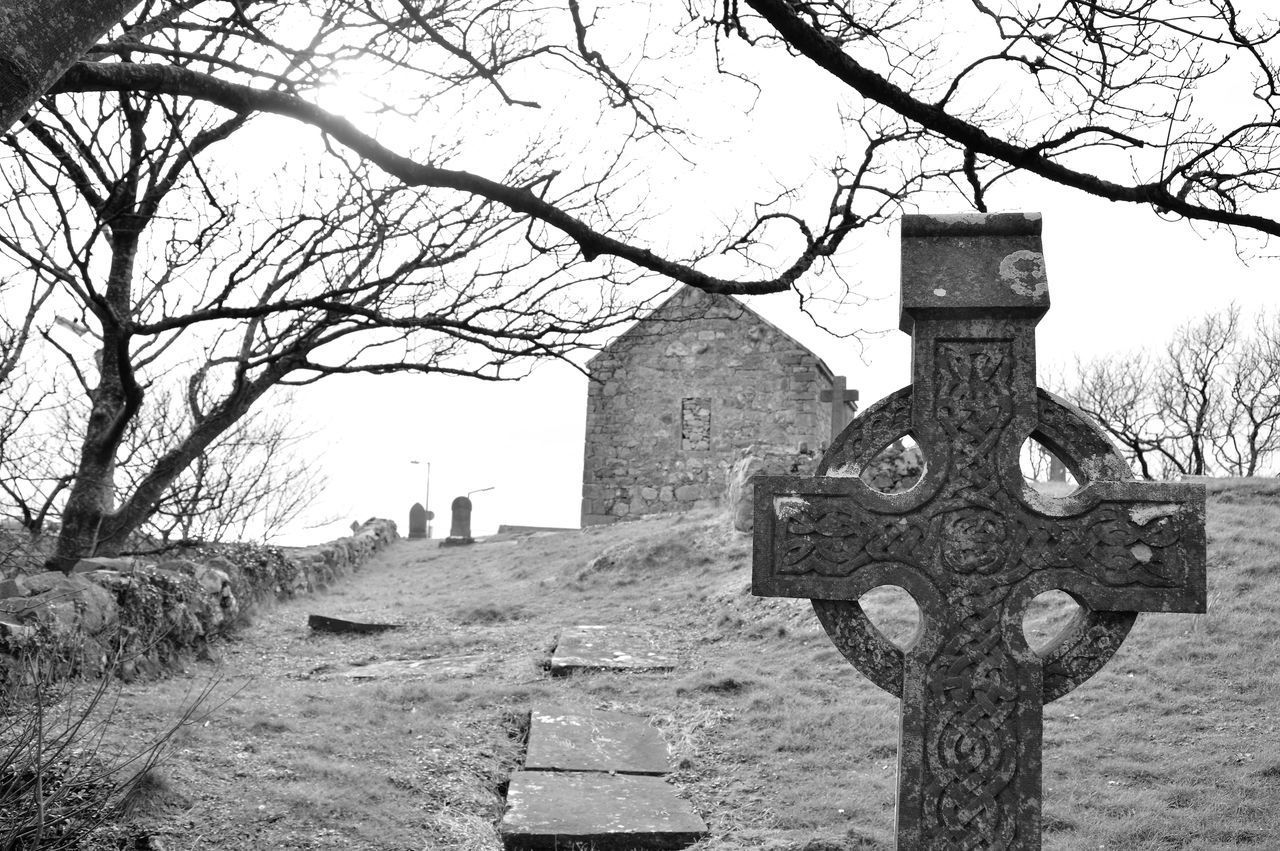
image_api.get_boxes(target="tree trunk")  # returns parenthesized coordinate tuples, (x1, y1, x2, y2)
(50, 228, 142, 570)
(0, 1, 141, 132)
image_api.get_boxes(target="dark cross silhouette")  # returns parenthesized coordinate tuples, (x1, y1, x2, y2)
(752, 213, 1206, 850)
(820, 375, 859, 440)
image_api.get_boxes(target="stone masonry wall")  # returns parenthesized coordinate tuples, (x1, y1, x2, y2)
(0, 518, 398, 686)
(582, 287, 836, 525)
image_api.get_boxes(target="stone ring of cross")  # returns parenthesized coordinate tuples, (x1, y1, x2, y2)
(810, 383, 1154, 703)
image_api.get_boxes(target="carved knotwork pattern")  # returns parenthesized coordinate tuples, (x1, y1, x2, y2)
(922, 342, 1023, 844)
(925, 587, 1020, 848)
(823, 386, 913, 475)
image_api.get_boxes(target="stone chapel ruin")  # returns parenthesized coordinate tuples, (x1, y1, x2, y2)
(580, 286, 855, 526)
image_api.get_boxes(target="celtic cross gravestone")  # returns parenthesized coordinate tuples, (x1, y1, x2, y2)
(752, 213, 1206, 849)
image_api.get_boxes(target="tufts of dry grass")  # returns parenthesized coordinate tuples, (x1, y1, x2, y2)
(78, 492, 1280, 850)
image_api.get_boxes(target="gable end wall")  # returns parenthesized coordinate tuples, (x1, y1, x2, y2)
(581, 289, 833, 525)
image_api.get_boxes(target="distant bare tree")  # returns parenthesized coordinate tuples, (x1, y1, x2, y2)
(1155, 306, 1241, 477)
(129, 390, 327, 545)
(1215, 314, 1280, 477)
(1066, 306, 1280, 479)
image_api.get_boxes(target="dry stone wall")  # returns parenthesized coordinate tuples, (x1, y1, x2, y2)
(0, 518, 397, 685)
(582, 287, 836, 525)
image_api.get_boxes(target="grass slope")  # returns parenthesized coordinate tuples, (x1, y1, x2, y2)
(81, 486, 1280, 850)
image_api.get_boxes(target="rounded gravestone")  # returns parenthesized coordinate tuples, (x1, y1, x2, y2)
(408, 502, 427, 539)
(449, 496, 472, 539)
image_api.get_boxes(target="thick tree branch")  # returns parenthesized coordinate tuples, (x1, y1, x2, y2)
(743, 0, 1280, 239)
(53, 60, 821, 294)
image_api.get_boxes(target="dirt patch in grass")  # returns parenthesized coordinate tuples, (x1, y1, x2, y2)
(78, 498, 1280, 850)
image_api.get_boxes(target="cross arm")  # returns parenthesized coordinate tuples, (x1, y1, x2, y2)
(752, 475, 926, 601)
(1021, 481, 1207, 614)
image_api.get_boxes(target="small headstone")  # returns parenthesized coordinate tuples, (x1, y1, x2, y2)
(549, 625, 677, 675)
(752, 212, 1207, 848)
(440, 496, 474, 547)
(1048, 454, 1067, 482)
(307, 614, 405, 635)
(408, 503, 427, 539)
(524, 704, 670, 775)
(500, 771, 707, 850)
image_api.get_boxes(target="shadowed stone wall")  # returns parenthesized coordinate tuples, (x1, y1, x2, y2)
(0, 518, 398, 684)
(582, 287, 844, 525)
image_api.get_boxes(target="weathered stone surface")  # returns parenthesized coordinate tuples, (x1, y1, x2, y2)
(339, 654, 485, 680)
(408, 503, 428, 539)
(550, 625, 676, 675)
(500, 771, 706, 850)
(20, 571, 85, 597)
(439, 496, 474, 546)
(0, 573, 116, 637)
(858, 439, 923, 494)
(752, 212, 1207, 850)
(581, 286, 847, 527)
(308, 614, 405, 634)
(726, 444, 818, 532)
(69, 556, 133, 574)
(0, 520, 399, 687)
(524, 704, 670, 774)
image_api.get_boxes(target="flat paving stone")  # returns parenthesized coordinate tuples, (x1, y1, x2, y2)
(500, 771, 707, 850)
(524, 704, 670, 774)
(549, 625, 676, 675)
(336, 654, 486, 680)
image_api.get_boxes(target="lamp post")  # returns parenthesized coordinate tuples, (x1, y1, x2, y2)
(410, 459, 432, 538)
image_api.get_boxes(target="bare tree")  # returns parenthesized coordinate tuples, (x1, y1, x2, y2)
(31, 0, 1280, 269)
(0, 79, 667, 567)
(6, 2, 1280, 564)
(1066, 305, 1280, 479)
(1216, 314, 1280, 476)
(13, 2, 1280, 264)
(123, 389, 327, 545)
(715, 1, 1280, 240)
(1155, 306, 1241, 476)
(2, 2, 945, 569)
(1067, 353, 1174, 480)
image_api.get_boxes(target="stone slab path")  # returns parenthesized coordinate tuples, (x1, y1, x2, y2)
(549, 624, 677, 675)
(501, 771, 707, 850)
(524, 704, 670, 774)
(500, 702, 708, 850)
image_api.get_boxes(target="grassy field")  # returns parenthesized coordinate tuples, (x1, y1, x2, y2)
(60, 481, 1280, 850)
